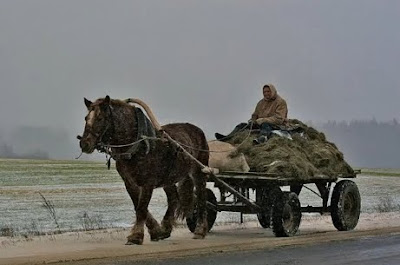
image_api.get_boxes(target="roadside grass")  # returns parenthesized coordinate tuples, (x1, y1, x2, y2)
(1, 192, 115, 239)
(0, 226, 15, 237)
(374, 196, 400, 213)
(1, 215, 115, 239)
(39, 192, 61, 233)
(1, 222, 43, 239)
(80, 211, 109, 231)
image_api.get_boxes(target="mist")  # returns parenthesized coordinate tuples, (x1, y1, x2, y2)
(0, 1, 399, 166)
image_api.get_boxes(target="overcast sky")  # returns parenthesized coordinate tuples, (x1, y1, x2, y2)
(1, 0, 399, 143)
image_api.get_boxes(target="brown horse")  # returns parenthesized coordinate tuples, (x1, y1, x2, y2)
(78, 96, 209, 245)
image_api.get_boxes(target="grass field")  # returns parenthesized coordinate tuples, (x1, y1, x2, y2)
(0, 158, 120, 186)
(357, 168, 400, 177)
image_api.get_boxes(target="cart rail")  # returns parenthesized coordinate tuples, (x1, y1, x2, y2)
(211, 169, 360, 187)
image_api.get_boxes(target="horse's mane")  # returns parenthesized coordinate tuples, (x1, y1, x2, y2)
(92, 98, 135, 109)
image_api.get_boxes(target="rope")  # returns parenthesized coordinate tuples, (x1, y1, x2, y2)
(174, 121, 255, 153)
(102, 137, 158, 148)
(152, 126, 258, 174)
(96, 130, 213, 173)
(161, 131, 212, 173)
(98, 122, 255, 155)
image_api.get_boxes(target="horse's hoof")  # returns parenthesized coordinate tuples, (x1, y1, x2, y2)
(125, 239, 143, 245)
(150, 235, 160, 242)
(126, 235, 144, 245)
(192, 234, 205, 240)
(159, 232, 171, 240)
(150, 231, 170, 241)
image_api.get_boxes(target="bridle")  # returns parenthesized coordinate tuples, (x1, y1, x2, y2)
(85, 104, 115, 152)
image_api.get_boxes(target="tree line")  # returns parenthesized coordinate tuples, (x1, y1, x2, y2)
(0, 119, 399, 168)
(315, 119, 400, 168)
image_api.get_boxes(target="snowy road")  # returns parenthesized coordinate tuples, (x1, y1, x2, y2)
(2, 213, 399, 265)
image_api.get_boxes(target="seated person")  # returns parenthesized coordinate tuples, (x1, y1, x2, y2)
(215, 83, 288, 144)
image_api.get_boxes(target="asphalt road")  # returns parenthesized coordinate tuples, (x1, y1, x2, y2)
(106, 234, 400, 265)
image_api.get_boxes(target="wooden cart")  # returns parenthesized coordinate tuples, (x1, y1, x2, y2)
(187, 170, 361, 237)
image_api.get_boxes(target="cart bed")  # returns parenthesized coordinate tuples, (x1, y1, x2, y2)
(212, 170, 360, 187)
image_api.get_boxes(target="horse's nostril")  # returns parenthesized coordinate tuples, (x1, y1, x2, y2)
(79, 140, 87, 150)
(79, 139, 95, 153)
(77, 135, 82, 140)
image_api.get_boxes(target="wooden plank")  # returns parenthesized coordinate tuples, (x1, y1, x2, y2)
(217, 203, 257, 214)
(217, 171, 278, 177)
(215, 174, 337, 182)
(211, 176, 353, 187)
(215, 171, 359, 183)
(216, 175, 281, 181)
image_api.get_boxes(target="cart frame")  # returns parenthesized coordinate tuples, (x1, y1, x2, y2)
(187, 170, 361, 237)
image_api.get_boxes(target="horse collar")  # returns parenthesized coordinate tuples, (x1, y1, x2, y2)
(108, 107, 156, 161)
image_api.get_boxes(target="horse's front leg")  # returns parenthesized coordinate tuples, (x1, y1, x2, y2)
(126, 186, 154, 245)
(122, 180, 162, 242)
(160, 185, 179, 239)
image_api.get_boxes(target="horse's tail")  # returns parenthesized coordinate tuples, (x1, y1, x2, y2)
(176, 177, 195, 220)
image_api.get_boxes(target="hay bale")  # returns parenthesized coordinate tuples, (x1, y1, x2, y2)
(226, 119, 354, 180)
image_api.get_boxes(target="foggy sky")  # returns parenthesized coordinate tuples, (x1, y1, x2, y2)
(1, 0, 399, 157)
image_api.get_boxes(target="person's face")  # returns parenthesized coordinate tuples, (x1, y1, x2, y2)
(263, 87, 272, 100)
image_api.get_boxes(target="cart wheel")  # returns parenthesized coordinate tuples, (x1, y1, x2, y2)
(186, 188, 217, 233)
(331, 180, 361, 231)
(272, 192, 302, 237)
(256, 186, 281, 228)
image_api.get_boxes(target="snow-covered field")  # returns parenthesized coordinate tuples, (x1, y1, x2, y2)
(0, 159, 399, 235)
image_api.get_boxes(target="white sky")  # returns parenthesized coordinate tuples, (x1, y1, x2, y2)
(0, 0, 399, 141)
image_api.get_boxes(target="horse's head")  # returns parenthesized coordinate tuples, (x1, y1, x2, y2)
(78, 95, 113, 153)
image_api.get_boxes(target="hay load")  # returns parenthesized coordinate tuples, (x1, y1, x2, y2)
(226, 119, 354, 180)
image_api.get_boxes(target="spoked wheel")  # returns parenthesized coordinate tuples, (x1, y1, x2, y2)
(256, 186, 281, 228)
(272, 192, 302, 237)
(331, 180, 361, 231)
(186, 188, 218, 233)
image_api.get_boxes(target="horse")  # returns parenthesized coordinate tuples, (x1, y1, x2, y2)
(77, 95, 209, 245)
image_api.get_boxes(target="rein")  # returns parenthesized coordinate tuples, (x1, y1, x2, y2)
(89, 102, 255, 169)
(98, 121, 255, 157)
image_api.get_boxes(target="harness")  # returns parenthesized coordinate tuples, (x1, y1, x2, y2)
(96, 106, 158, 167)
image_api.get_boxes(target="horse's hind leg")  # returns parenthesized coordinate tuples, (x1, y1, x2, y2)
(159, 185, 179, 239)
(126, 186, 154, 245)
(192, 171, 208, 239)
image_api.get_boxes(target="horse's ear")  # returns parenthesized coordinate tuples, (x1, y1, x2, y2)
(84, 98, 92, 109)
(104, 95, 110, 105)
